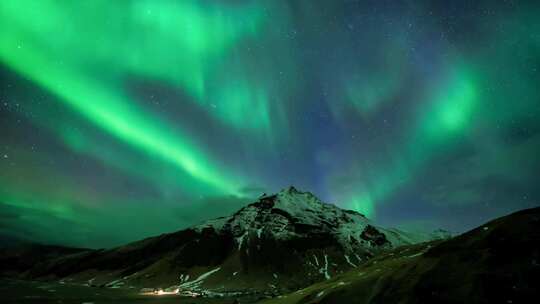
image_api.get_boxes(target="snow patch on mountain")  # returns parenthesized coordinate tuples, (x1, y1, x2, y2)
(321, 254, 330, 280)
(178, 267, 221, 289)
(193, 186, 437, 259)
(344, 255, 357, 268)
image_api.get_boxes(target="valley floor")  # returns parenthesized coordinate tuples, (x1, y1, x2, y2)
(0, 279, 251, 304)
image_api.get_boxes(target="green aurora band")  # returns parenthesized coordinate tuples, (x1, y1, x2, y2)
(0, 0, 268, 194)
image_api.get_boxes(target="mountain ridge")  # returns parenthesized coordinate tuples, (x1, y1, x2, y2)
(262, 206, 540, 304)
(0, 186, 439, 297)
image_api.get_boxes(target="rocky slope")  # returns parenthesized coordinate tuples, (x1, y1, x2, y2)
(262, 206, 540, 304)
(0, 187, 437, 297)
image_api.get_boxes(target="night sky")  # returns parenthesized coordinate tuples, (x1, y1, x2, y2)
(1, 0, 539, 248)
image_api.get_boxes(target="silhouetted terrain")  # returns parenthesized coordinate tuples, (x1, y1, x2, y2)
(0, 187, 437, 297)
(262, 206, 540, 304)
(2, 189, 538, 303)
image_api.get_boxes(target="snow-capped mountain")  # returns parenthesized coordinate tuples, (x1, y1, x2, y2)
(2, 195, 537, 303)
(195, 186, 412, 254)
(0, 187, 438, 296)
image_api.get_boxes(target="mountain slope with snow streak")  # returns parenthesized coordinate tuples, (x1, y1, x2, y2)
(0, 187, 438, 297)
(195, 186, 418, 253)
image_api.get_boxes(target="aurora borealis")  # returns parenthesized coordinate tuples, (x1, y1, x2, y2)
(1, 0, 539, 248)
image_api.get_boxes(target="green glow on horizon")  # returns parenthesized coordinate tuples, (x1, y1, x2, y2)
(0, 192, 74, 221)
(350, 195, 375, 218)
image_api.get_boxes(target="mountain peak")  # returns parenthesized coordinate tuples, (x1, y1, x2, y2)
(283, 185, 299, 193)
(277, 185, 320, 201)
(273, 187, 329, 215)
(193, 186, 442, 262)
(274, 185, 308, 198)
(257, 185, 304, 199)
